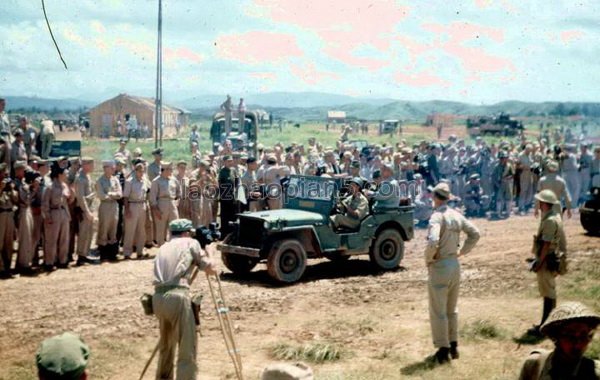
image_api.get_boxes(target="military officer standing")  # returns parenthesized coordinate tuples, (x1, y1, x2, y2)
(175, 160, 192, 220)
(492, 150, 514, 219)
(149, 162, 180, 246)
(424, 183, 480, 364)
(14, 160, 37, 274)
(535, 160, 572, 219)
(42, 167, 72, 270)
(241, 156, 262, 212)
(561, 143, 580, 208)
(96, 160, 122, 260)
(123, 162, 148, 259)
(517, 144, 535, 214)
(578, 143, 593, 201)
(74, 157, 98, 265)
(528, 189, 567, 337)
(218, 155, 239, 237)
(152, 219, 216, 380)
(0, 166, 17, 278)
(147, 148, 163, 181)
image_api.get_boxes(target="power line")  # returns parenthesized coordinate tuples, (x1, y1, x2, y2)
(41, 0, 68, 70)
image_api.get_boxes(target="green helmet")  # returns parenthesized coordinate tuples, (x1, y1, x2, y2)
(540, 302, 600, 337)
(534, 189, 559, 205)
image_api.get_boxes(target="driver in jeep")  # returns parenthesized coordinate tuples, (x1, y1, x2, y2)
(330, 177, 369, 230)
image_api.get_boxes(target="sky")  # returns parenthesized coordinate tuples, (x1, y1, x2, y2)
(0, 0, 599, 104)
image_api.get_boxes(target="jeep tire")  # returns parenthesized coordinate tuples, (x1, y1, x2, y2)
(369, 229, 404, 270)
(221, 252, 259, 274)
(267, 239, 307, 283)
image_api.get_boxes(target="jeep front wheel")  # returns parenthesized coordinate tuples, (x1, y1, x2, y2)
(267, 239, 307, 283)
(370, 229, 404, 270)
(222, 252, 259, 274)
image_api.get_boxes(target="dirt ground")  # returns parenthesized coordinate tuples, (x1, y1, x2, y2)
(0, 213, 599, 380)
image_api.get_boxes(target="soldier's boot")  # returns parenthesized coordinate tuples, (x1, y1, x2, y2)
(434, 347, 450, 364)
(541, 297, 556, 326)
(108, 243, 119, 261)
(97, 245, 107, 261)
(450, 342, 459, 360)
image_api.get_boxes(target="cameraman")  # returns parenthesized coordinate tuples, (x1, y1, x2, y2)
(152, 218, 217, 380)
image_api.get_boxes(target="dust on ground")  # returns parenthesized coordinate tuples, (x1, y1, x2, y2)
(0, 214, 599, 379)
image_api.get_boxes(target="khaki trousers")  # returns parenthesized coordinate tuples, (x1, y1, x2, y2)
(44, 209, 70, 265)
(97, 201, 118, 246)
(428, 257, 460, 348)
(0, 211, 15, 271)
(536, 264, 556, 299)
(330, 214, 359, 229)
(155, 199, 179, 246)
(123, 203, 146, 257)
(153, 289, 197, 380)
(145, 203, 155, 245)
(77, 215, 94, 257)
(519, 171, 534, 210)
(17, 207, 34, 268)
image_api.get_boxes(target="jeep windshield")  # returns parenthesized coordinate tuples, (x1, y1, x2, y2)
(286, 176, 338, 201)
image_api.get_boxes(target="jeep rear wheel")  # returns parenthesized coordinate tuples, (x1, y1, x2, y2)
(221, 252, 259, 274)
(370, 229, 404, 270)
(267, 239, 307, 283)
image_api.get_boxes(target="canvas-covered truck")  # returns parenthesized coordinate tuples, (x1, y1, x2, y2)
(210, 111, 258, 157)
(217, 175, 414, 283)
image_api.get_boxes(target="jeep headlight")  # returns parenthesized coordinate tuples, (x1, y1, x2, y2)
(263, 221, 270, 229)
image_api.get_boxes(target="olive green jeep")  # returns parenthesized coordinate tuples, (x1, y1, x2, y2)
(217, 175, 414, 283)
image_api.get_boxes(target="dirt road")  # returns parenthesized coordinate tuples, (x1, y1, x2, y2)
(0, 214, 598, 379)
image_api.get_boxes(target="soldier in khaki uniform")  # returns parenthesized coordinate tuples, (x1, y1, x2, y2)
(535, 160, 572, 219)
(74, 157, 98, 265)
(175, 160, 192, 220)
(122, 162, 148, 259)
(149, 162, 180, 246)
(152, 219, 216, 380)
(14, 160, 37, 275)
(528, 189, 567, 337)
(66, 158, 80, 261)
(42, 167, 72, 270)
(331, 178, 369, 229)
(147, 148, 163, 181)
(259, 155, 288, 210)
(424, 183, 480, 364)
(0, 166, 17, 278)
(96, 160, 122, 260)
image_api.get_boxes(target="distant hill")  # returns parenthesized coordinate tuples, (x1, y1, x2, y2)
(5, 96, 93, 111)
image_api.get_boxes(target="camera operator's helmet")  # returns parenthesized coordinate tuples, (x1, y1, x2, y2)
(348, 177, 364, 189)
(534, 189, 559, 205)
(540, 301, 600, 338)
(169, 219, 194, 233)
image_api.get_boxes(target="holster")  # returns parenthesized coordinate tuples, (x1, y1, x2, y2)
(191, 293, 203, 326)
(140, 293, 154, 316)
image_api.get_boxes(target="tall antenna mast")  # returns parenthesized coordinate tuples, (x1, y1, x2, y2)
(154, 0, 163, 148)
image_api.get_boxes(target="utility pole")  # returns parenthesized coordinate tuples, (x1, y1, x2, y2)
(154, 0, 163, 148)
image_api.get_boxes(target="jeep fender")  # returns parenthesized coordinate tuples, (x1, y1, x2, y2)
(264, 226, 323, 258)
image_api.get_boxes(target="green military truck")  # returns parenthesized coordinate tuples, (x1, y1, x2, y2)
(217, 175, 414, 283)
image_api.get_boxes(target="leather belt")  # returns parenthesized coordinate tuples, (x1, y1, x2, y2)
(0, 208, 13, 213)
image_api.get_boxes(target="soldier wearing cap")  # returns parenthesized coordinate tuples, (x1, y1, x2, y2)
(150, 161, 180, 246)
(190, 141, 201, 169)
(491, 150, 514, 219)
(528, 189, 567, 337)
(517, 144, 535, 214)
(74, 157, 98, 265)
(578, 143, 593, 201)
(14, 160, 37, 274)
(152, 218, 217, 380)
(364, 164, 401, 210)
(0, 167, 17, 278)
(95, 160, 122, 260)
(424, 182, 480, 364)
(218, 155, 239, 236)
(11, 129, 28, 167)
(115, 138, 131, 164)
(331, 177, 368, 230)
(114, 156, 127, 244)
(463, 173, 486, 217)
(519, 301, 600, 379)
(535, 160, 572, 219)
(42, 166, 73, 270)
(241, 156, 263, 212)
(148, 148, 163, 181)
(36, 332, 90, 379)
(175, 160, 192, 220)
(123, 162, 149, 259)
(259, 154, 288, 210)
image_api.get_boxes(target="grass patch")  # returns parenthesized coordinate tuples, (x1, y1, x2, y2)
(461, 319, 505, 340)
(271, 342, 345, 363)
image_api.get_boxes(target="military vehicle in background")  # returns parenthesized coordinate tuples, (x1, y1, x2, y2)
(466, 112, 524, 137)
(378, 120, 401, 135)
(210, 111, 258, 157)
(217, 175, 414, 283)
(580, 187, 600, 235)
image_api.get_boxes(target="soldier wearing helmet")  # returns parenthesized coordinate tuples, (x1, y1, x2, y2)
(519, 302, 600, 379)
(527, 189, 567, 337)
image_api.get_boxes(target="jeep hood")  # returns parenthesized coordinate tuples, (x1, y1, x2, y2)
(239, 209, 325, 226)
